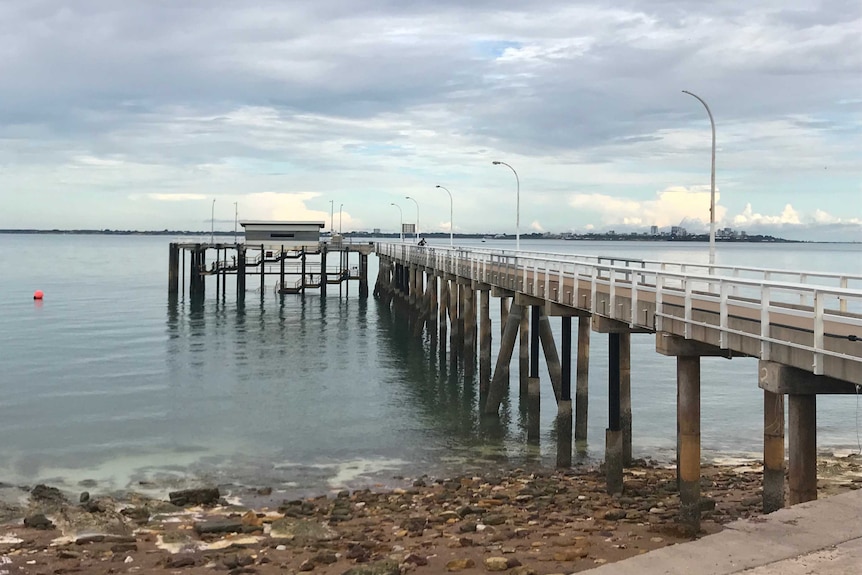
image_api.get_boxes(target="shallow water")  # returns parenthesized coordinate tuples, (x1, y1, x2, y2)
(1, 234, 860, 496)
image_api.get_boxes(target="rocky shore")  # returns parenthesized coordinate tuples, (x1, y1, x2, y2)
(1, 456, 860, 575)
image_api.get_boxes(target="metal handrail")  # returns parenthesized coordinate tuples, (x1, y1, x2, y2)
(376, 243, 862, 377)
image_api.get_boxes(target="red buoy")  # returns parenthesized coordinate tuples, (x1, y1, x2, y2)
(33, 290, 44, 300)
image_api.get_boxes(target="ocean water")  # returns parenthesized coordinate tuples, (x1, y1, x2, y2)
(0, 234, 860, 497)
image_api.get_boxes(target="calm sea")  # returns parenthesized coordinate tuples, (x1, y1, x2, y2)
(1, 235, 860, 497)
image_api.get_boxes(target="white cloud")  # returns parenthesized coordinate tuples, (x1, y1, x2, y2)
(146, 193, 207, 202)
(568, 186, 726, 229)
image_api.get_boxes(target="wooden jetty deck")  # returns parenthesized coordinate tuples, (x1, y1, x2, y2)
(374, 242, 862, 531)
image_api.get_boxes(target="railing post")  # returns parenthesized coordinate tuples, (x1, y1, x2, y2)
(683, 278, 692, 339)
(761, 286, 771, 361)
(719, 281, 729, 349)
(813, 291, 824, 375)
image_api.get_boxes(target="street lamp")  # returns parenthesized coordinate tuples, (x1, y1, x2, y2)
(210, 198, 216, 244)
(391, 203, 403, 242)
(329, 200, 334, 236)
(233, 202, 238, 243)
(405, 196, 419, 241)
(435, 185, 454, 247)
(339, 203, 344, 234)
(682, 90, 717, 265)
(492, 161, 520, 251)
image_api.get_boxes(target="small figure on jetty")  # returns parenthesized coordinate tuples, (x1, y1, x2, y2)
(418, 237, 427, 246)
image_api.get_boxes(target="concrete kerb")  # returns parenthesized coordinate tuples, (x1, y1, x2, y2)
(584, 489, 862, 575)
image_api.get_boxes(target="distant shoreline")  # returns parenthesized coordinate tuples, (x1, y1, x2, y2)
(0, 228, 850, 243)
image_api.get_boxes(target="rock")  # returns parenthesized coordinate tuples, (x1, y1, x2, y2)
(30, 484, 66, 504)
(699, 497, 717, 512)
(509, 568, 538, 575)
(552, 547, 589, 561)
(110, 542, 138, 553)
(270, 518, 337, 543)
(193, 520, 244, 535)
(445, 558, 475, 571)
(403, 516, 427, 534)
(162, 554, 196, 568)
(299, 558, 315, 571)
(483, 514, 506, 526)
(24, 513, 54, 530)
(168, 487, 220, 507)
(56, 549, 81, 559)
(79, 492, 90, 503)
(484, 557, 509, 571)
(75, 534, 136, 545)
(342, 559, 401, 575)
(603, 509, 627, 521)
(403, 553, 428, 566)
(313, 552, 338, 565)
(459, 521, 477, 533)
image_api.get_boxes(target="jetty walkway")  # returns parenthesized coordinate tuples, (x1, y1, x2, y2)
(374, 242, 862, 532)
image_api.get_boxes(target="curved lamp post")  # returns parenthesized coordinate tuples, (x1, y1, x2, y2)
(339, 203, 344, 235)
(492, 161, 520, 251)
(391, 203, 403, 242)
(435, 185, 454, 246)
(682, 90, 716, 265)
(233, 201, 238, 243)
(405, 196, 419, 241)
(210, 198, 216, 244)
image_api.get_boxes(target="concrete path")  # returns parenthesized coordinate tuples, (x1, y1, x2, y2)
(586, 489, 862, 574)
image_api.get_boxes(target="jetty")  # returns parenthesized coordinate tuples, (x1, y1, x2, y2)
(166, 232, 862, 533)
(373, 242, 862, 532)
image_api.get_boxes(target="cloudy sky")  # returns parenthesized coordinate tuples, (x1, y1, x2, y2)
(0, 1, 860, 241)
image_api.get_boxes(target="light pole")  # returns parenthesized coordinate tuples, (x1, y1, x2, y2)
(682, 90, 717, 265)
(391, 203, 403, 242)
(405, 196, 419, 241)
(435, 185, 454, 247)
(329, 200, 334, 235)
(492, 161, 520, 251)
(339, 203, 344, 234)
(233, 202, 238, 243)
(210, 198, 216, 244)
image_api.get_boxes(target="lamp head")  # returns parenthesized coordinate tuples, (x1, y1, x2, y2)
(492, 161, 501, 165)
(435, 185, 441, 188)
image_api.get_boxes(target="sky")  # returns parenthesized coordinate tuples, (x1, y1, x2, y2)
(0, 1, 860, 241)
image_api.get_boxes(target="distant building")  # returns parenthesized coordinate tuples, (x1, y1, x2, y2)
(671, 226, 687, 237)
(372, 228, 381, 235)
(650, 225, 658, 235)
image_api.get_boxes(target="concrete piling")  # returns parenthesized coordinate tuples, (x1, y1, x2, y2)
(763, 389, 785, 513)
(575, 316, 590, 441)
(677, 355, 701, 533)
(788, 394, 817, 505)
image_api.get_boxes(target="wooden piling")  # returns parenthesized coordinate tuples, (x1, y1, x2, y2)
(538, 309, 562, 401)
(439, 276, 449, 354)
(260, 244, 265, 295)
(464, 286, 476, 364)
(168, 243, 179, 294)
(557, 316, 573, 467)
(763, 389, 785, 513)
(237, 246, 246, 300)
(519, 309, 529, 395)
(606, 333, 624, 494)
(479, 289, 492, 394)
(620, 332, 632, 466)
(500, 297, 510, 384)
(320, 246, 327, 297)
(788, 394, 817, 504)
(677, 355, 701, 532)
(575, 316, 591, 441)
(359, 253, 369, 298)
(485, 303, 523, 415)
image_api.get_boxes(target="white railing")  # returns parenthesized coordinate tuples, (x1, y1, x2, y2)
(377, 243, 862, 378)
